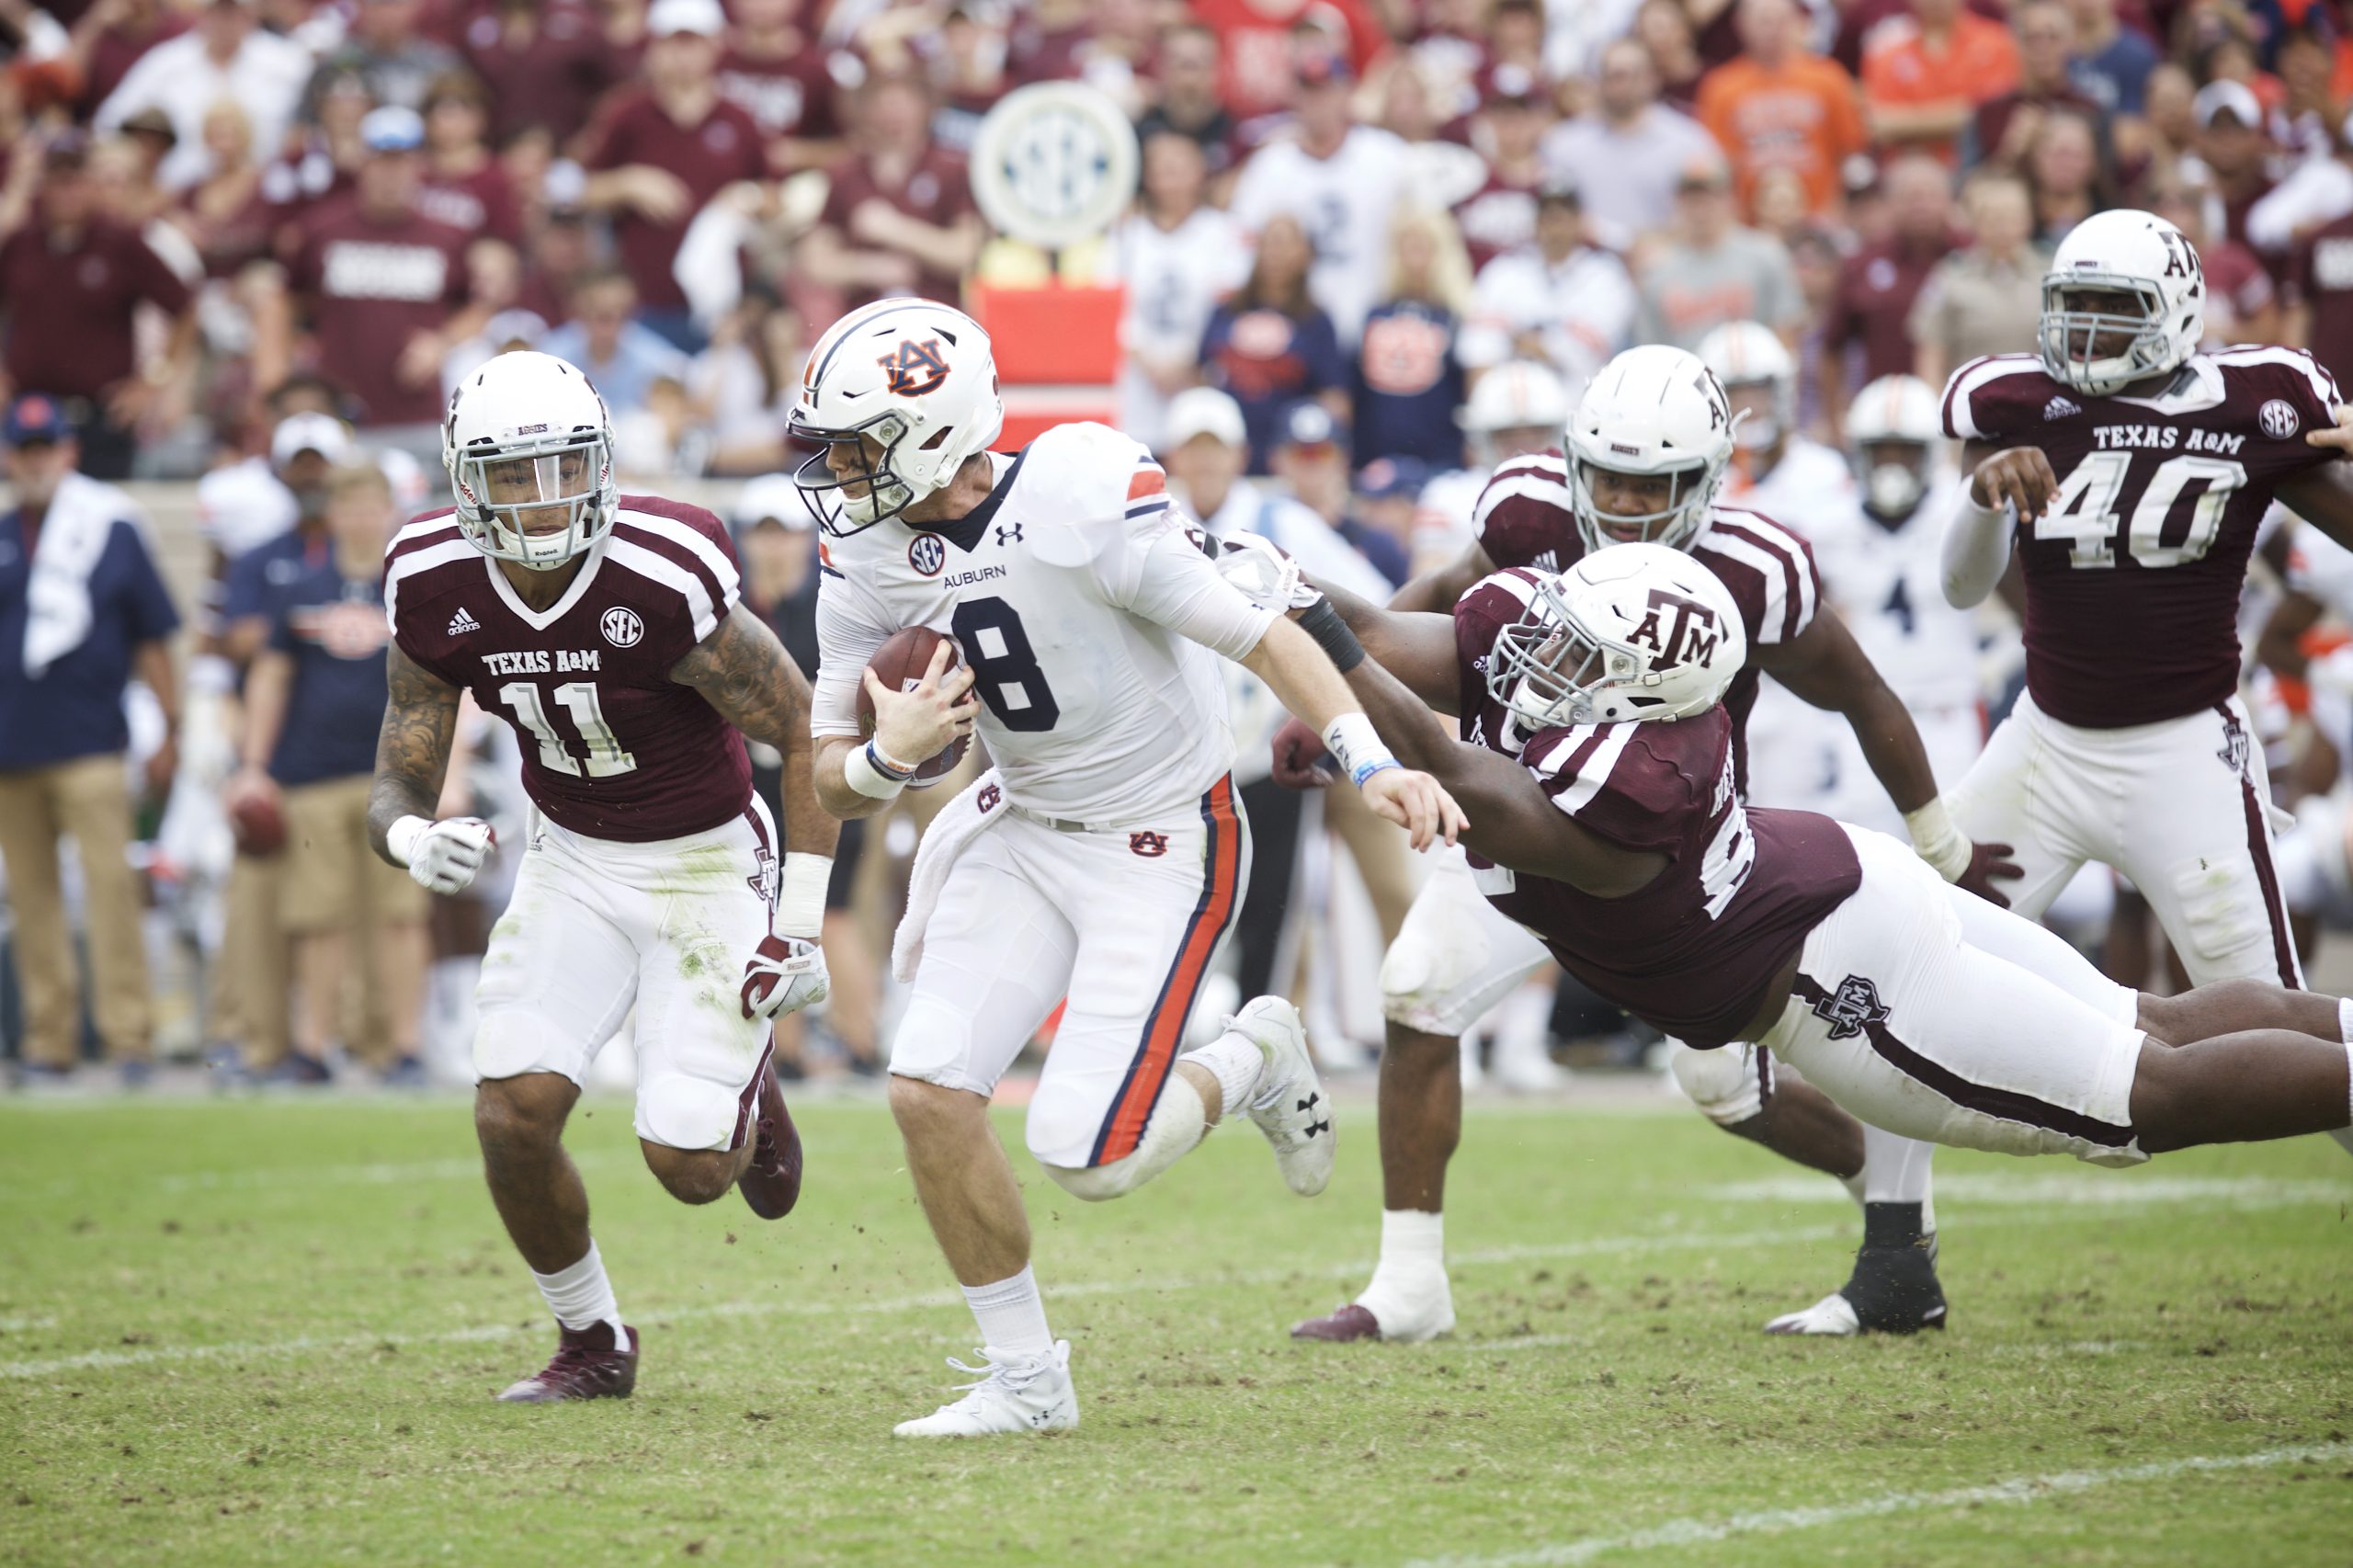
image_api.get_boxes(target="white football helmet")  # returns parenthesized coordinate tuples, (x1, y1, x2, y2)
(1846, 373, 1942, 520)
(443, 350, 617, 570)
(788, 297, 1005, 535)
(1488, 542, 1747, 728)
(1696, 321, 1796, 453)
(2039, 208, 2205, 397)
(1565, 345, 1736, 556)
(1461, 359, 1572, 457)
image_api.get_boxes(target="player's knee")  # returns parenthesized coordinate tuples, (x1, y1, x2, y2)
(2125, 1040, 2193, 1150)
(1668, 1044, 1766, 1128)
(1381, 1016, 1461, 1068)
(1042, 1157, 1142, 1203)
(474, 1073, 573, 1159)
(644, 1145, 738, 1205)
(889, 1070, 982, 1142)
(1380, 947, 1477, 1035)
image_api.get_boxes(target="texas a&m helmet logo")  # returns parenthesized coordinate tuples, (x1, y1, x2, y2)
(879, 337, 950, 397)
(1625, 587, 1722, 666)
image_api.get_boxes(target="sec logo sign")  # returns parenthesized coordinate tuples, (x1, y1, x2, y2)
(600, 607, 644, 647)
(2259, 399, 2301, 440)
(908, 534, 947, 575)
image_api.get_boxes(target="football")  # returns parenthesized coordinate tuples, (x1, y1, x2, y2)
(856, 625, 970, 785)
(228, 789, 286, 857)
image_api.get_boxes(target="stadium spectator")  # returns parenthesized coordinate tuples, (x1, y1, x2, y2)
(92, 0, 311, 191)
(1271, 401, 1410, 588)
(1969, 2, 2108, 173)
(2024, 105, 2108, 244)
(924, 4, 1014, 154)
(1134, 22, 1239, 176)
(1634, 0, 1707, 110)
(515, 187, 595, 328)
(686, 286, 802, 476)
(1450, 65, 1551, 272)
(2288, 195, 2353, 388)
(1352, 208, 1470, 471)
(2187, 79, 2277, 263)
(228, 462, 425, 1085)
(715, 0, 847, 168)
(2065, 0, 2158, 119)
(1109, 129, 1247, 452)
(2245, 116, 2353, 258)
(540, 268, 690, 421)
(579, 0, 767, 351)
(0, 394, 178, 1084)
(0, 131, 197, 480)
(2155, 173, 2278, 346)
(458, 0, 621, 149)
(1909, 168, 2046, 387)
(1540, 38, 1722, 250)
(273, 107, 478, 460)
(415, 70, 520, 246)
(796, 73, 983, 317)
(1819, 153, 1958, 427)
(1460, 178, 1637, 403)
(1229, 56, 1407, 341)
(1190, 0, 1389, 123)
(298, 0, 461, 125)
(1197, 212, 1347, 474)
(1696, 0, 1870, 220)
(1634, 155, 1804, 351)
(103, 108, 182, 227)
(1860, 0, 2020, 163)
(66, 0, 190, 120)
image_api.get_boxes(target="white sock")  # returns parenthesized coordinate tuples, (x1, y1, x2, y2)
(1860, 1125, 1938, 1233)
(1840, 1170, 1868, 1208)
(1360, 1208, 1447, 1307)
(1178, 1030, 1266, 1122)
(2337, 999, 2353, 1045)
(962, 1265, 1054, 1358)
(533, 1241, 624, 1337)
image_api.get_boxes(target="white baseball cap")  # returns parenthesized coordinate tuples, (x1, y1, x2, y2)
(2194, 79, 2264, 130)
(1164, 387, 1248, 451)
(270, 412, 355, 467)
(735, 472, 811, 531)
(646, 0, 726, 38)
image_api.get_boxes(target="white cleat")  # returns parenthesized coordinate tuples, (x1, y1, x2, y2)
(1228, 995, 1336, 1196)
(1763, 1291, 1862, 1335)
(892, 1341, 1079, 1437)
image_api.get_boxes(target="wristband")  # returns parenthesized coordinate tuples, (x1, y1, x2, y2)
(844, 741, 909, 801)
(1296, 596, 1366, 674)
(386, 813, 429, 868)
(774, 851, 833, 937)
(1903, 796, 1972, 881)
(1323, 711, 1399, 788)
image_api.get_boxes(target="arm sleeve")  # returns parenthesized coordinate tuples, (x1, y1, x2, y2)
(1938, 475, 2014, 608)
(1115, 523, 1282, 660)
(810, 573, 896, 738)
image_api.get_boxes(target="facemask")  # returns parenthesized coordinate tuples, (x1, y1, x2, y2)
(1866, 461, 1924, 518)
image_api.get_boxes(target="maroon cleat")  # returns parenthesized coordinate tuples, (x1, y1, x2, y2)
(738, 1060, 803, 1221)
(1290, 1303, 1384, 1342)
(495, 1321, 639, 1403)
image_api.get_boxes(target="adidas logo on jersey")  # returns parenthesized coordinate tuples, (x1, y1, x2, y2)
(2043, 395, 2083, 421)
(447, 607, 482, 635)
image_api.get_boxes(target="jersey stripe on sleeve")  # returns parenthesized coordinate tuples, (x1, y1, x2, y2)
(1472, 457, 1574, 538)
(614, 515, 740, 616)
(608, 537, 723, 642)
(1698, 515, 1813, 642)
(1532, 722, 1637, 816)
(1940, 353, 2040, 440)
(384, 529, 475, 626)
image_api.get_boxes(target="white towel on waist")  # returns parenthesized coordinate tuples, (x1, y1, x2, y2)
(23, 472, 140, 677)
(891, 767, 1009, 983)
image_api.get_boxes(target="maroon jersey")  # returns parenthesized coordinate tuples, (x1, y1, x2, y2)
(383, 495, 753, 842)
(1470, 451, 1824, 790)
(580, 91, 767, 311)
(2290, 215, 2353, 392)
(1451, 171, 1540, 271)
(0, 218, 193, 399)
(1942, 347, 2344, 728)
(717, 45, 844, 140)
(1454, 571, 1862, 1046)
(288, 202, 471, 426)
(816, 145, 976, 311)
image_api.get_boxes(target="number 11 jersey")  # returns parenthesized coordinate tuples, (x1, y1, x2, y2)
(1942, 347, 2341, 729)
(811, 421, 1280, 824)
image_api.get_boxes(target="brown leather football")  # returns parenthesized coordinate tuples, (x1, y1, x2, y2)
(229, 790, 286, 857)
(855, 626, 970, 785)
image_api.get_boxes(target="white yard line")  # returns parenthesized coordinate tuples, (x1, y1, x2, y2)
(1404, 1442, 2353, 1567)
(1704, 1173, 2351, 1208)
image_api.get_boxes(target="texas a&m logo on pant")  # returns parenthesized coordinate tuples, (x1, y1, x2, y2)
(879, 337, 950, 397)
(1811, 974, 1891, 1040)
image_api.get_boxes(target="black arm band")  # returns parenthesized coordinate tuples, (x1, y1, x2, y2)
(1296, 596, 1367, 674)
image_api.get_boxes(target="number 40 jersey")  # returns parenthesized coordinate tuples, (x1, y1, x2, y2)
(812, 421, 1280, 824)
(1942, 346, 2342, 729)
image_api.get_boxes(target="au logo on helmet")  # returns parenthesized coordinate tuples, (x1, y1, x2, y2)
(880, 337, 951, 397)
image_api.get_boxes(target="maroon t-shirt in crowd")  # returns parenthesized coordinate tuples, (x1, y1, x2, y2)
(384, 495, 753, 841)
(1452, 570, 1862, 1047)
(717, 43, 844, 139)
(1450, 171, 1540, 271)
(582, 90, 767, 311)
(418, 163, 523, 245)
(1944, 347, 2343, 728)
(77, 13, 190, 115)
(2291, 214, 2353, 391)
(0, 220, 193, 399)
(288, 202, 471, 426)
(1472, 450, 1825, 792)
(460, 1, 621, 147)
(817, 145, 977, 310)
(1826, 233, 1954, 385)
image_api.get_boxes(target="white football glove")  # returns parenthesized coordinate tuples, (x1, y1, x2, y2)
(740, 935, 831, 1021)
(391, 815, 495, 894)
(1209, 528, 1322, 610)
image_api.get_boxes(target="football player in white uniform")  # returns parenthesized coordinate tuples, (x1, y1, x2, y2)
(794, 300, 1463, 1437)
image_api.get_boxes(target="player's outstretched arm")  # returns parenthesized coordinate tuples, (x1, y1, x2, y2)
(1943, 438, 2055, 608)
(672, 603, 844, 868)
(1385, 540, 1497, 617)
(368, 644, 494, 894)
(1760, 610, 2020, 905)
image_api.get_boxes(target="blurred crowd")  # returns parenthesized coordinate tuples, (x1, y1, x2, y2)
(12, 0, 2353, 1087)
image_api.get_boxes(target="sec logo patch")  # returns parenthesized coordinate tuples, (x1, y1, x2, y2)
(908, 534, 947, 575)
(601, 607, 644, 647)
(2260, 399, 2301, 440)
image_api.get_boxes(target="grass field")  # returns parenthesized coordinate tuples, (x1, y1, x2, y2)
(4, 1089, 2349, 1567)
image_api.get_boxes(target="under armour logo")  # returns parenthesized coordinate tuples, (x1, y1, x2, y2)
(1129, 831, 1169, 858)
(1811, 974, 1890, 1041)
(978, 783, 1002, 813)
(1299, 1089, 1330, 1138)
(997, 521, 1024, 546)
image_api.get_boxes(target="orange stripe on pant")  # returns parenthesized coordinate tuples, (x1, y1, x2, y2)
(1091, 777, 1245, 1165)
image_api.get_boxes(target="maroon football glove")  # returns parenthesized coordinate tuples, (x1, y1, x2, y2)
(1270, 716, 1336, 789)
(740, 933, 829, 1020)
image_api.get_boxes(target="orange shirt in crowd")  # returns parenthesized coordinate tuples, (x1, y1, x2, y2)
(1696, 53, 1870, 219)
(1861, 13, 2020, 164)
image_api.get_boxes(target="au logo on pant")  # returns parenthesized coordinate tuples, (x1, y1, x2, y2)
(1129, 831, 1169, 858)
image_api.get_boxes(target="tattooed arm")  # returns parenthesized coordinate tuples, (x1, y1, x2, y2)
(671, 602, 844, 868)
(368, 642, 462, 863)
